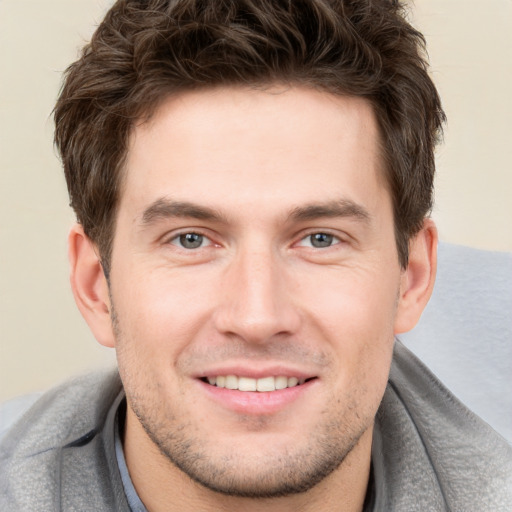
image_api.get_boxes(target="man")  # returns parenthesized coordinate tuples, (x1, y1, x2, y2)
(1, 0, 511, 510)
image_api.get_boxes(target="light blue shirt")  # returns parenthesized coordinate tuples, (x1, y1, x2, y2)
(114, 408, 149, 512)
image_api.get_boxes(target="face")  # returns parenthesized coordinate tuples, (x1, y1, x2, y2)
(108, 86, 404, 497)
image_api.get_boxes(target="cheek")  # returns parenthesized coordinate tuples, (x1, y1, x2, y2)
(111, 265, 218, 361)
(300, 262, 400, 336)
(296, 264, 398, 389)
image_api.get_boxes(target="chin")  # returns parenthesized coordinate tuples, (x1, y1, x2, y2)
(132, 396, 371, 499)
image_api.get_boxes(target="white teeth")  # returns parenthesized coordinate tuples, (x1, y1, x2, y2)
(225, 375, 238, 390)
(205, 375, 309, 392)
(256, 376, 276, 392)
(238, 377, 257, 391)
(287, 377, 299, 387)
(275, 376, 288, 390)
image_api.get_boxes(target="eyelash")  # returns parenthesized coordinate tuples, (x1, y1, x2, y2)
(295, 232, 343, 249)
(165, 230, 344, 251)
(168, 231, 214, 250)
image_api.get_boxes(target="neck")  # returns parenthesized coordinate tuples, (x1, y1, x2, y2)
(123, 409, 373, 512)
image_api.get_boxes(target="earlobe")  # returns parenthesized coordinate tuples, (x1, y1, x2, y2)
(68, 224, 116, 348)
(394, 219, 438, 334)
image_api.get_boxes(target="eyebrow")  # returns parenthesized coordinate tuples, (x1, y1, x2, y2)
(287, 199, 372, 224)
(140, 198, 228, 225)
(140, 197, 371, 227)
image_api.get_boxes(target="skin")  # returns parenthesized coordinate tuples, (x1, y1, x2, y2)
(69, 86, 437, 512)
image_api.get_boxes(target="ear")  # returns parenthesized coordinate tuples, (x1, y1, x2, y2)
(394, 219, 438, 334)
(68, 224, 116, 348)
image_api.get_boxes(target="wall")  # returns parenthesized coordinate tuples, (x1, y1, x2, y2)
(1, 0, 511, 400)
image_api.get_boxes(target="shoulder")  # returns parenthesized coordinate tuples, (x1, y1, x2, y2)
(375, 341, 512, 511)
(0, 369, 123, 510)
(1, 369, 121, 452)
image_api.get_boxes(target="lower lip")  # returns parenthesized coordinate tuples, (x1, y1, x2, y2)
(197, 379, 317, 415)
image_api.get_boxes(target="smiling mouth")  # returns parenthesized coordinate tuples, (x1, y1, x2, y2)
(201, 375, 317, 392)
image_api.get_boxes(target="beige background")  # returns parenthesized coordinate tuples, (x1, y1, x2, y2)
(1, 0, 511, 401)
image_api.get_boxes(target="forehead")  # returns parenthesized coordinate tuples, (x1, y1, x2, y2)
(120, 86, 388, 222)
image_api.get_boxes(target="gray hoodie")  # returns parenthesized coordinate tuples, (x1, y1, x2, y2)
(1, 341, 511, 511)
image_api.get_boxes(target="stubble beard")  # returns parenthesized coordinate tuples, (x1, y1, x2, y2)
(128, 392, 369, 499)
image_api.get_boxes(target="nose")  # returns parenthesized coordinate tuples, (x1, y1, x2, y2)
(212, 246, 301, 344)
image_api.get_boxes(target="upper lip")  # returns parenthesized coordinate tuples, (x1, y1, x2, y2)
(193, 364, 317, 380)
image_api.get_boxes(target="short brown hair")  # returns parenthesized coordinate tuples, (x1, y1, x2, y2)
(54, 0, 445, 272)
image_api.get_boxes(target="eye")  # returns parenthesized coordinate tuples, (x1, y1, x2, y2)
(297, 232, 341, 248)
(170, 232, 211, 249)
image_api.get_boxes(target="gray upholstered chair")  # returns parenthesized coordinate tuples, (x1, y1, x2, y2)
(399, 242, 512, 444)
